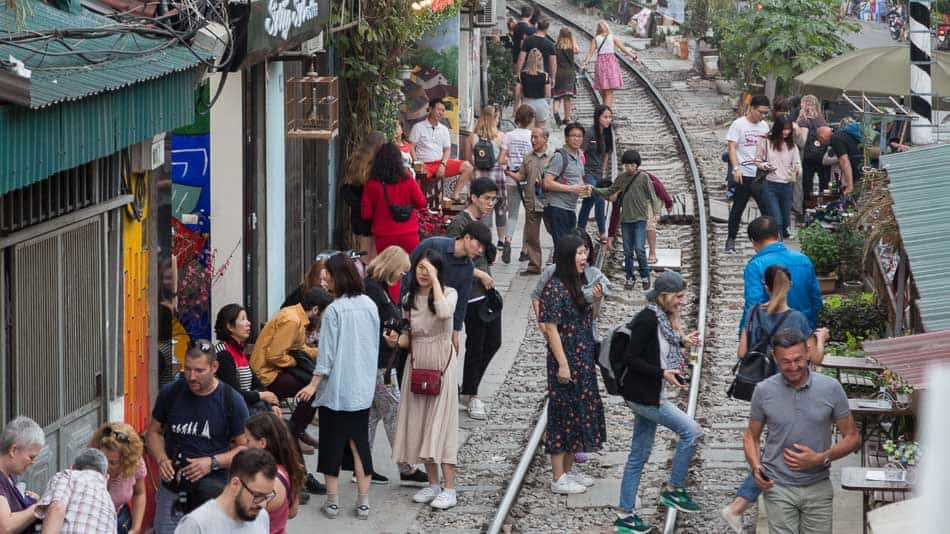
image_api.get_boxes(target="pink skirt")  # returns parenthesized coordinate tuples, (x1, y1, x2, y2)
(594, 54, 624, 91)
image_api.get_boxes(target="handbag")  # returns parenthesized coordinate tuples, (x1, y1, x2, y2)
(286, 349, 315, 384)
(382, 182, 413, 222)
(406, 309, 454, 396)
(727, 305, 790, 401)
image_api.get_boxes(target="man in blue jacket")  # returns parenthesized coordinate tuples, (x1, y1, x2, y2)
(740, 216, 823, 334)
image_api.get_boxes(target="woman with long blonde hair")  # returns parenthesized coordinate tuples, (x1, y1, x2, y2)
(613, 271, 702, 533)
(465, 106, 509, 247)
(553, 28, 580, 125)
(519, 48, 551, 125)
(795, 94, 830, 210)
(89, 422, 147, 534)
(342, 131, 387, 262)
(581, 20, 640, 107)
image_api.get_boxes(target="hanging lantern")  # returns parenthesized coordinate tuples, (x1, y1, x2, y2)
(285, 66, 339, 139)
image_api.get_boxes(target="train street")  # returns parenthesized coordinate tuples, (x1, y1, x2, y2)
(1, 0, 946, 533)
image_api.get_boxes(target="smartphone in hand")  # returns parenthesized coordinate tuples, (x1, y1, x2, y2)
(759, 466, 771, 482)
(674, 372, 688, 386)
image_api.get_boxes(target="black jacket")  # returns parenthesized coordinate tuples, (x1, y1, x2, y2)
(621, 308, 665, 406)
(364, 277, 401, 369)
(215, 341, 266, 408)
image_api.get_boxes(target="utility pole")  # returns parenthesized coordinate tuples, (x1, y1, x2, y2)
(909, 0, 934, 144)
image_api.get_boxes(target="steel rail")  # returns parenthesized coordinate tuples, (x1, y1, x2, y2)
(489, 3, 709, 532)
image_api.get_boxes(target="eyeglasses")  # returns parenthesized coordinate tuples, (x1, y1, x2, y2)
(102, 426, 130, 443)
(239, 478, 277, 504)
(189, 339, 213, 353)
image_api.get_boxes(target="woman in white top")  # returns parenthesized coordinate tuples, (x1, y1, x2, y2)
(755, 115, 801, 240)
(581, 20, 640, 108)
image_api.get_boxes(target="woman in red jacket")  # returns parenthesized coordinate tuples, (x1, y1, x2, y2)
(362, 143, 427, 257)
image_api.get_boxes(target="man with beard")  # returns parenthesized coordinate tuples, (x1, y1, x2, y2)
(174, 449, 275, 533)
(146, 341, 249, 534)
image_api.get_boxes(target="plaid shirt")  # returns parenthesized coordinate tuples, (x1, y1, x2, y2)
(36, 469, 116, 534)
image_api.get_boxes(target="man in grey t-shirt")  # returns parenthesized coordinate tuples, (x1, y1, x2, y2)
(744, 328, 860, 534)
(542, 123, 590, 245)
(175, 449, 275, 534)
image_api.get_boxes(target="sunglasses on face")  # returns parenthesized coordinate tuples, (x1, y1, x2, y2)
(102, 426, 130, 443)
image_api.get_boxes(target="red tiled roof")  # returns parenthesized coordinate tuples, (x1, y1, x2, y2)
(862, 330, 950, 389)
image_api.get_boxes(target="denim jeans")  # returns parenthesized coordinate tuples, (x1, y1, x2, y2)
(621, 221, 649, 280)
(543, 206, 578, 245)
(618, 400, 704, 512)
(577, 175, 607, 235)
(737, 472, 762, 502)
(763, 181, 793, 239)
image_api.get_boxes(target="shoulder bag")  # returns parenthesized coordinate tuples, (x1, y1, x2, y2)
(748, 137, 770, 201)
(407, 308, 454, 396)
(383, 182, 414, 222)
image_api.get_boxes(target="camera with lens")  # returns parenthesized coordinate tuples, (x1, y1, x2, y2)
(383, 317, 410, 333)
(169, 453, 226, 515)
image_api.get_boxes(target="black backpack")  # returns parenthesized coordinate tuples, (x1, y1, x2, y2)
(802, 128, 826, 165)
(473, 135, 496, 170)
(727, 305, 789, 401)
(596, 320, 634, 396)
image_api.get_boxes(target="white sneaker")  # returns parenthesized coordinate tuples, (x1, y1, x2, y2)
(568, 470, 595, 487)
(468, 397, 487, 420)
(550, 474, 587, 494)
(720, 505, 743, 533)
(412, 486, 441, 504)
(429, 490, 457, 510)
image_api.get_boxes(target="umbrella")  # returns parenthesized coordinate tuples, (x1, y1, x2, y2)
(794, 46, 950, 107)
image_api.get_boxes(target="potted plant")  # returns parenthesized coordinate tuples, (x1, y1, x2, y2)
(799, 222, 838, 293)
(893, 383, 913, 406)
(836, 223, 865, 285)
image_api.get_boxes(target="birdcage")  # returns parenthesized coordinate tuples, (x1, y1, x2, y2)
(285, 70, 339, 139)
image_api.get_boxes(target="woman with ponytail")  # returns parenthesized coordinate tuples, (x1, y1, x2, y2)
(719, 264, 829, 532)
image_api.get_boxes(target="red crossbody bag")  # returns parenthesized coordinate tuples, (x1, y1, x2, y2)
(407, 308, 454, 396)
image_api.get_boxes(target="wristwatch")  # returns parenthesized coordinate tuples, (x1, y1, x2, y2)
(210, 455, 221, 472)
(822, 454, 831, 468)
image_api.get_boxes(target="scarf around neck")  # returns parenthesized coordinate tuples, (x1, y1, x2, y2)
(648, 303, 684, 370)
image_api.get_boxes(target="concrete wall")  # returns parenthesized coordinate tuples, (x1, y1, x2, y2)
(209, 71, 245, 323)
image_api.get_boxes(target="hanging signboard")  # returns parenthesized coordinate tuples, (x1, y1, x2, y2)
(240, 0, 331, 68)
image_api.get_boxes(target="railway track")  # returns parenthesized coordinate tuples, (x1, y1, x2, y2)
(407, 1, 769, 531)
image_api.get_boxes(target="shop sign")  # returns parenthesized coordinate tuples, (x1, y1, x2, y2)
(245, 0, 330, 65)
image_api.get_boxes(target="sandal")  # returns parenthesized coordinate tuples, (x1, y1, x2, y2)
(648, 257, 658, 264)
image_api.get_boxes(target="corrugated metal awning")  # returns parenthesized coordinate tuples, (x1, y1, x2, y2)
(0, 0, 208, 109)
(880, 145, 950, 332)
(862, 330, 950, 389)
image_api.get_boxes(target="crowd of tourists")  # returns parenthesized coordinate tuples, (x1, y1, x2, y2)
(0, 10, 869, 534)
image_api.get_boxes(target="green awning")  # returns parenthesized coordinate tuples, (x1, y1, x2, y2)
(0, 0, 210, 194)
(0, 0, 209, 109)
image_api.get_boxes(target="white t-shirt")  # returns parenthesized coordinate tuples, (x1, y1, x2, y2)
(726, 116, 770, 177)
(409, 120, 452, 163)
(501, 128, 533, 186)
(174, 499, 269, 534)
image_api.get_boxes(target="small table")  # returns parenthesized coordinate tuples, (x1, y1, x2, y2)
(820, 356, 885, 389)
(841, 466, 913, 534)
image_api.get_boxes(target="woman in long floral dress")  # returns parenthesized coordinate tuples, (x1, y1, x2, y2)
(538, 233, 607, 495)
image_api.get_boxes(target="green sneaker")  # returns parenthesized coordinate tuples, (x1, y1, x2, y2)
(661, 487, 701, 513)
(613, 513, 654, 533)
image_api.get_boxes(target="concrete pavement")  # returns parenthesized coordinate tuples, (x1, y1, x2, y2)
(841, 19, 897, 49)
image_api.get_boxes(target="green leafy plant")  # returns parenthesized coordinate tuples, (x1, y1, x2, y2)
(818, 291, 887, 343)
(799, 222, 838, 276)
(714, 0, 856, 92)
(485, 38, 514, 113)
(329, 1, 461, 148)
(836, 222, 865, 282)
